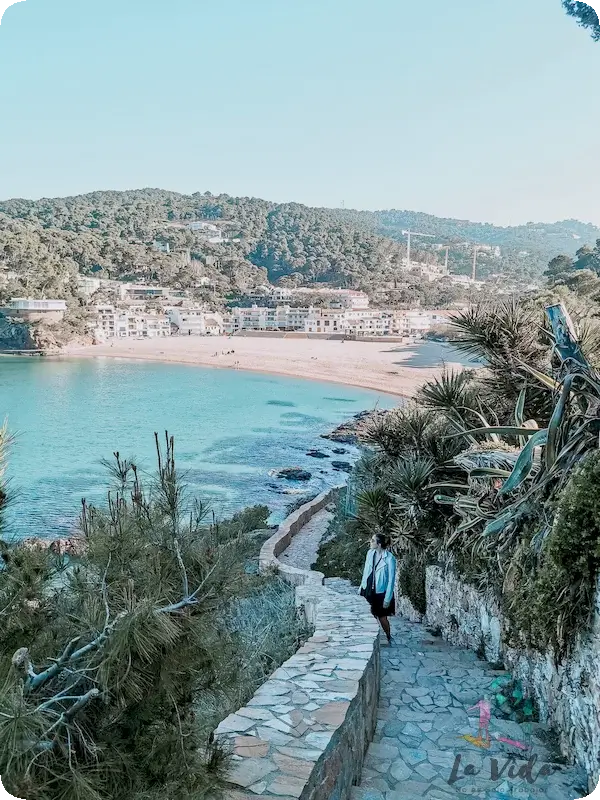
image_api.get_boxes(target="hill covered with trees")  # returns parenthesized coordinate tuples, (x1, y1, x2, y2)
(1, 189, 599, 306)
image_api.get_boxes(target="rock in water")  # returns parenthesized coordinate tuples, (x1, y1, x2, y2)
(322, 409, 390, 445)
(332, 448, 347, 455)
(277, 467, 312, 481)
(331, 461, 352, 473)
(306, 450, 329, 459)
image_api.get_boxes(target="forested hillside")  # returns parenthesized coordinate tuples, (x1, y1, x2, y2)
(1, 189, 599, 302)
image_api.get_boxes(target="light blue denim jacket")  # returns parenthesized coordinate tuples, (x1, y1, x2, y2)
(360, 549, 396, 606)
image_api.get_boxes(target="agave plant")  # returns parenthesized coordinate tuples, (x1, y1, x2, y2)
(436, 303, 600, 545)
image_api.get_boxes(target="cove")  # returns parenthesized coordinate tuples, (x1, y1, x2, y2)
(0, 357, 395, 540)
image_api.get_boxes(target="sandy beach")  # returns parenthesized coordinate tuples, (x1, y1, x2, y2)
(63, 336, 464, 398)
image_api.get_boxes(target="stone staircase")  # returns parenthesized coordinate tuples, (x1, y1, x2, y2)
(265, 495, 589, 800)
(348, 616, 587, 800)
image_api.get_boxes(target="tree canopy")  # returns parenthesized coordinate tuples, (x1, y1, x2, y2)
(562, 0, 600, 40)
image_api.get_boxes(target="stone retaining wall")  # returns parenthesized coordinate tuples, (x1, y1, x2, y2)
(215, 491, 381, 800)
(402, 561, 600, 793)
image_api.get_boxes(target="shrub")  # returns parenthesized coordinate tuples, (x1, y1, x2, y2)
(506, 451, 600, 656)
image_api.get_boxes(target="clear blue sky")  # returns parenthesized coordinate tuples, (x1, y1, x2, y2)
(0, 0, 598, 225)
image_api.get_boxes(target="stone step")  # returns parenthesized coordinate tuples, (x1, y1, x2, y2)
(354, 617, 587, 800)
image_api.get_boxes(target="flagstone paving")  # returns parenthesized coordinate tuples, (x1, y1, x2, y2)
(350, 615, 588, 800)
(226, 495, 590, 800)
(278, 506, 334, 572)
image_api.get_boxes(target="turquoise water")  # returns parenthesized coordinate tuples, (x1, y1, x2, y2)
(0, 357, 395, 540)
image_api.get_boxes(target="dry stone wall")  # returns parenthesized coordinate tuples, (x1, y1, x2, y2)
(402, 562, 600, 793)
(214, 490, 382, 800)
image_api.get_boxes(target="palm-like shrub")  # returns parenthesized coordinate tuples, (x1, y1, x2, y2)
(343, 295, 600, 654)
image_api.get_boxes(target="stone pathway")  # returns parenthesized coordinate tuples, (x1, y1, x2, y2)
(351, 616, 587, 800)
(278, 506, 334, 571)
(273, 506, 588, 800)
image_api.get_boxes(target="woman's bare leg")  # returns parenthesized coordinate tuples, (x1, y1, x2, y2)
(379, 616, 391, 641)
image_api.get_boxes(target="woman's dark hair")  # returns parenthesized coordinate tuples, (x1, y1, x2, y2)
(374, 533, 389, 549)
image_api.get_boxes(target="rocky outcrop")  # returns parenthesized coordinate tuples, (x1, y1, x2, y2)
(0, 314, 93, 352)
(331, 461, 352, 473)
(276, 468, 312, 482)
(21, 537, 87, 557)
(306, 450, 329, 459)
(321, 409, 390, 445)
(0, 314, 34, 350)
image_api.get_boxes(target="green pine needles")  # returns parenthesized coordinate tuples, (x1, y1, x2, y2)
(0, 432, 306, 800)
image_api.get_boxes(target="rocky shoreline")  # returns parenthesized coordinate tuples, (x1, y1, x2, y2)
(14, 409, 390, 552)
(320, 408, 389, 445)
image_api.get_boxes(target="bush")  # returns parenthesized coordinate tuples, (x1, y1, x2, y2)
(397, 550, 427, 615)
(0, 435, 303, 800)
(313, 492, 369, 584)
(506, 451, 600, 656)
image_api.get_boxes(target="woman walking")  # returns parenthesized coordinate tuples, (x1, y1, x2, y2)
(360, 534, 397, 643)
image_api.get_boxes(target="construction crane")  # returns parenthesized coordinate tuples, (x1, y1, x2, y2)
(402, 230, 436, 272)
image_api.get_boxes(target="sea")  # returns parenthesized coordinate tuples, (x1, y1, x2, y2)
(0, 342, 475, 540)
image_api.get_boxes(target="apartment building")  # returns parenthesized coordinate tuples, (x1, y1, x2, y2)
(167, 308, 224, 336)
(95, 305, 171, 339)
(304, 308, 449, 337)
(222, 305, 312, 334)
(293, 288, 369, 309)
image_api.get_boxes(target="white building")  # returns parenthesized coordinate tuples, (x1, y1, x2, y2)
(222, 305, 312, 334)
(0, 297, 67, 323)
(218, 302, 452, 339)
(167, 308, 223, 336)
(95, 305, 171, 339)
(304, 308, 450, 338)
(118, 284, 170, 302)
(77, 276, 103, 297)
(185, 221, 225, 244)
(3, 298, 67, 312)
(272, 287, 293, 302)
(153, 240, 171, 254)
(293, 288, 369, 309)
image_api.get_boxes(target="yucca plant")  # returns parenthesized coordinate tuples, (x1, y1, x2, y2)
(451, 299, 554, 424)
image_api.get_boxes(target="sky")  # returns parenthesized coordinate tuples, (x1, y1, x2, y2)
(0, 0, 598, 226)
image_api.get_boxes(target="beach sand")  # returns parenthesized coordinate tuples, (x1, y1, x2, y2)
(63, 336, 463, 398)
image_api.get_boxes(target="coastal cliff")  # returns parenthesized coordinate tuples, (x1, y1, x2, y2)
(0, 313, 93, 352)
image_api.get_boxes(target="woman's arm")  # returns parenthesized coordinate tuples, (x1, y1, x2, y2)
(384, 553, 396, 607)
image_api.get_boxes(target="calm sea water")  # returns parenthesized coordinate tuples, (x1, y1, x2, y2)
(0, 357, 396, 540)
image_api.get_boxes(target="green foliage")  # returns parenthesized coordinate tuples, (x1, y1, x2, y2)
(0, 434, 304, 800)
(3, 190, 600, 321)
(562, 0, 600, 40)
(397, 551, 427, 615)
(337, 292, 600, 658)
(506, 452, 600, 656)
(313, 491, 369, 584)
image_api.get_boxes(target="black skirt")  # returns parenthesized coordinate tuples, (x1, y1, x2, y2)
(364, 591, 396, 618)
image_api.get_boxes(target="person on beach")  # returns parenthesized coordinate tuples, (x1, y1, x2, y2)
(359, 533, 396, 643)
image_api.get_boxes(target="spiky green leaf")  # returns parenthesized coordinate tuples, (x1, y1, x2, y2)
(446, 426, 541, 440)
(468, 468, 512, 479)
(498, 429, 548, 496)
(545, 375, 573, 470)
